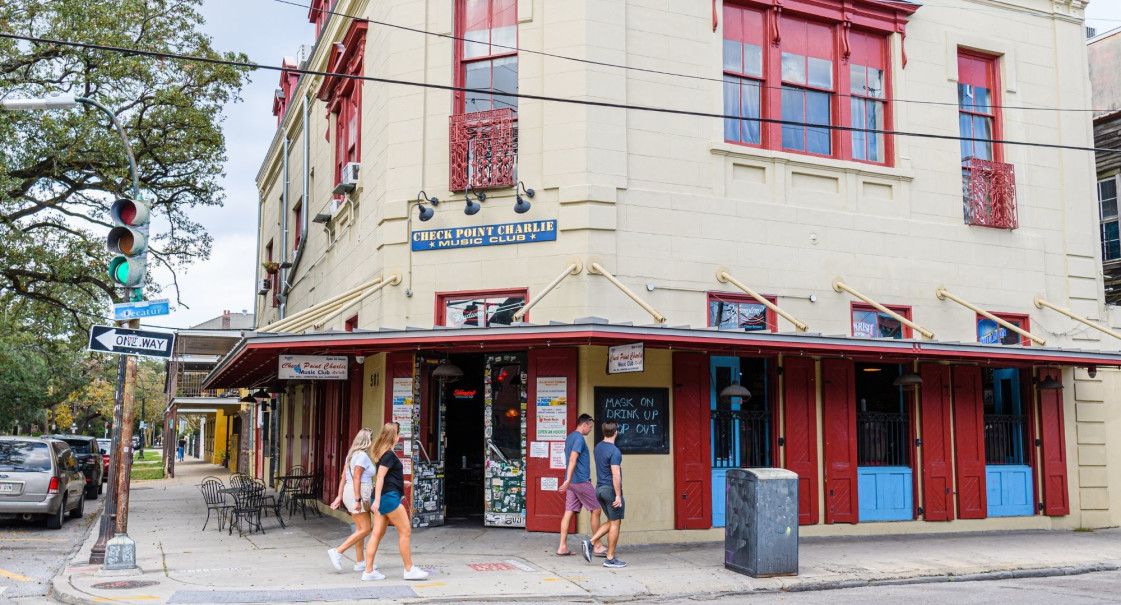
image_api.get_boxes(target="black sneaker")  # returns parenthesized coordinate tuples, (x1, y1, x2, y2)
(581, 539, 592, 563)
(603, 558, 627, 568)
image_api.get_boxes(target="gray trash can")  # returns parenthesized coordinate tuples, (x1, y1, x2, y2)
(724, 468, 798, 577)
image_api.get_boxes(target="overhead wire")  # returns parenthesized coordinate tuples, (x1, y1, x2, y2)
(5, 31, 1121, 155)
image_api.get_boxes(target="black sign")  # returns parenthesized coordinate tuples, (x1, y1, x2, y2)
(593, 387, 669, 454)
(88, 325, 175, 359)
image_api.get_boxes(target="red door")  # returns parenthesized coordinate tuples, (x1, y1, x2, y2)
(673, 352, 712, 529)
(782, 357, 819, 525)
(822, 359, 858, 524)
(952, 365, 987, 519)
(284, 397, 295, 472)
(300, 388, 311, 469)
(1038, 372, 1070, 516)
(919, 364, 954, 521)
(525, 348, 578, 532)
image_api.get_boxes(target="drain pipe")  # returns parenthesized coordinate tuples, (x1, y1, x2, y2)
(278, 135, 290, 320)
(253, 195, 263, 330)
(279, 94, 312, 313)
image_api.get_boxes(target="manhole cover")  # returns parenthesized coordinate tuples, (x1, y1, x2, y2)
(91, 580, 160, 590)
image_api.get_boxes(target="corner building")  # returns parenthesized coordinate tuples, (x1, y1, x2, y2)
(205, 0, 1121, 540)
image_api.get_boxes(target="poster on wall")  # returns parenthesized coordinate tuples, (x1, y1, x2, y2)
(549, 441, 566, 470)
(535, 376, 568, 440)
(607, 343, 644, 374)
(278, 355, 348, 380)
(392, 377, 413, 438)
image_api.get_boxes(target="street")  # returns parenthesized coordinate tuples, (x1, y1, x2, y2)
(0, 499, 101, 603)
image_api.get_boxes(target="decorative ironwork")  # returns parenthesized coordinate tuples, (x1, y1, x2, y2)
(856, 411, 909, 466)
(449, 108, 517, 191)
(984, 414, 1027, 465)
(711, 409, 770, 469)
(176, 372, 225, 398)
(962, 157, 1018, 230)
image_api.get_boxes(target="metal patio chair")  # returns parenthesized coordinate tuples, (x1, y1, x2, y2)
(255, 478, 287, 529)
(200, 477, 231, 532)
(227, 483, 267, 536)
(289, 473, 324, 520)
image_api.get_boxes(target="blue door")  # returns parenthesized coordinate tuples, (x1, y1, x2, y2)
(985, 368, 1034, 517)
(710, 356, 770, 527)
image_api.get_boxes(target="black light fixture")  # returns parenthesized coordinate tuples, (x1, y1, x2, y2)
(718, 382, 751, 403)
(514, 181, 534, 214)
(893, 372, 923, 388)
(1088, 365, 1098, 379)
(1036, 375, 1063, 390)
(251, 388, 270, 403)
(416, 190, 439, 222)
(239, 393, 256, 404)
(432, 359, 464, 383)
(464, 186, 485, 216)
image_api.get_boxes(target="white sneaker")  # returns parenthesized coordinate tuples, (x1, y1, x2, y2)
(326, 548, 343, 571)
(403, 566, 429, 580)
(361, 569, 386, 581)
(354, 563, 378, 572)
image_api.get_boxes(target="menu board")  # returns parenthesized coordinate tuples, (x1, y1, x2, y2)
(593, 387, 669, 454)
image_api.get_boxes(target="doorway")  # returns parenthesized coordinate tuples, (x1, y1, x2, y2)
(443, 354, 486, 524)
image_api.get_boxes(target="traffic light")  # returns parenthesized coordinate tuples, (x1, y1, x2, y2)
(107, 197, 150, 295)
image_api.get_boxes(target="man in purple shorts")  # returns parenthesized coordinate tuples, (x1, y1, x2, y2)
(557, 414, 607, 557)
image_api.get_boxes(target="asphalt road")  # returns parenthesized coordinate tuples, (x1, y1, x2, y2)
(0, 494, 102, 603)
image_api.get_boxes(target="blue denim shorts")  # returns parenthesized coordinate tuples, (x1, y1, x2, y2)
(377, 490, 402, 515)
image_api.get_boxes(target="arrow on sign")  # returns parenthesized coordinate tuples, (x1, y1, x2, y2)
(95, 329, 169, 353)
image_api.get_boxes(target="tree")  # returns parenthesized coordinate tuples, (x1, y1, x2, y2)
(0, 0, 250, 329)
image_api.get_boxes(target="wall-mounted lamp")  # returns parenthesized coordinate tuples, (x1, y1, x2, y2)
(415, 190, 439, 222)
(311, 213, 332, 224)
(1088, 365, 1097, 379)
(514, 181, 534, 214)
(251, 388, 270, 404)
(1036, 375, 1063, 390)
(355, 355, 366, 365)
(465, 186, 486, 216)
(718, 382, 751, 403)
(432, 359, 464, 383)
(892, 372, 923, 388)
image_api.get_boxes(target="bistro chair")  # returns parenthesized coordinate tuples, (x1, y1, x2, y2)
(199, 477, 231, 532)
(255, 478, 287, 529)
(290, 473, 324, 520)
(230, 473, 251, 489)
(228, 482, 267, 536)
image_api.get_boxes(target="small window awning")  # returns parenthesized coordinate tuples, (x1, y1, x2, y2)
(201, 319, 1121, 390)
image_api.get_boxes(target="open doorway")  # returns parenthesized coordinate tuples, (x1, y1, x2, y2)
(442, 354, 485, 524)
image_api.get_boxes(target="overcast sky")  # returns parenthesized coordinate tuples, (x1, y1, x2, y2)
(148, 0, 1121, 330)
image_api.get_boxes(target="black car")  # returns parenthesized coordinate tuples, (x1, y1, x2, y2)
(47, 435, 103, 499)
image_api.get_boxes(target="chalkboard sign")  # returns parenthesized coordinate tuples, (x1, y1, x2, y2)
(593, 387, 669, 454)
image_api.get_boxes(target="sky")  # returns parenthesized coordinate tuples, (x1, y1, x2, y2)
(151, 0, 1121, 330)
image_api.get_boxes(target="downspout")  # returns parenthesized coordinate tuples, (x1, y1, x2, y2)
(278, 136, 290, 319)
(280, 94, 312, 313)
(253, 196, 262, 330)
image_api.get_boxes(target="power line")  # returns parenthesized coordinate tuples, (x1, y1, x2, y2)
(4, 31, 1121, 156)
(278, 0, 1105, 114)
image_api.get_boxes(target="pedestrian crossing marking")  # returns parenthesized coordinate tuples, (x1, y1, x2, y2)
(0, 568, 33, 581)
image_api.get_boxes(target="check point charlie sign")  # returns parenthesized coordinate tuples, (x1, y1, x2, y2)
(411, 219, 556, 251)
(278, 355, 348, 380)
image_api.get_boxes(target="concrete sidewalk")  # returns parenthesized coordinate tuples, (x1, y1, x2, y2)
(53, 460, 1121, 604)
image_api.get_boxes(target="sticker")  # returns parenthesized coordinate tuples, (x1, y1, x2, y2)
(549, 442, 566, 470)
(529, 442, 548, 458)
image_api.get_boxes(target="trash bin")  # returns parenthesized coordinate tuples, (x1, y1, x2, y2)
(724, 468, 798, 577)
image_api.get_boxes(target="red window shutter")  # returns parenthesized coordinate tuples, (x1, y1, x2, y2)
(822, 358, 858, 524)
(525, 348, 579, 532)
(919, 364, 954, 521)
(952, 365, 987, 519)
(1038, 382, 1070, 516)
(782, 356, 819, 525)
(672, 352, 712, 530)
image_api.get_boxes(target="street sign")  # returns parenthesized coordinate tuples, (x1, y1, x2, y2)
(88, 325, 175, 359)
(112, 299, 170, 320)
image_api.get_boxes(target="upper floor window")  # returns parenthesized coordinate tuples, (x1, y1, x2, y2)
(309, 0, 332, 40)
(272, 58, 300, 126)
(437, 289, 527, 327)
(851, 303, 912, 339)
(976, 312, 1030, 347)
(779, 17, 834, 156)
(317, 21, 366, 195)
(345, 314, 358, 332)
(707, 292, 777, 332)
(1099, 177, 1120, 262)
(958, 51, 1000, 162)
(849, 32, 887, 163)
(292, 200, 303, 251)
(266, 240, 278, 308)
(722, 7, 764, 145)
(458, 0, 518, 115)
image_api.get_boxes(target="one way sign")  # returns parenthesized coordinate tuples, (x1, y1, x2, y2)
(88, 325, 176, 359)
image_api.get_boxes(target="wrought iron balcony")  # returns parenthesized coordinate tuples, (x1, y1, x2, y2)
(449, 108, 517, 192)
(175, 372, 225, 399)
(962, 157, 1018, 230)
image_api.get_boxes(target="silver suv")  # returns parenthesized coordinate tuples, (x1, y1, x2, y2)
(0, 437, 87, 529)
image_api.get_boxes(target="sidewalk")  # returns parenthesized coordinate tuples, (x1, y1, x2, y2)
(53, 460, 1121, 604)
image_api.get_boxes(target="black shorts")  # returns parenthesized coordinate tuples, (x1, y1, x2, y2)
(596, 485, 625, 521)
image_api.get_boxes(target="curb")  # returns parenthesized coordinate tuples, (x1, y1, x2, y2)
(783, 564, 1121, 593)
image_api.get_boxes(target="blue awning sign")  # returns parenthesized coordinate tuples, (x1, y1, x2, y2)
(412, 219, 557, 251)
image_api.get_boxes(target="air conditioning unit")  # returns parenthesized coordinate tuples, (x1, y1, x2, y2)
(333, 162, 360, 194)
(296, 44, 313, 68)
(330, 197, 346, 215)
(257, 278, 271, 295)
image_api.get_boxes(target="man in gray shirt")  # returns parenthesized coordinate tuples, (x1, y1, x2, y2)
(583, 420, 625, 568)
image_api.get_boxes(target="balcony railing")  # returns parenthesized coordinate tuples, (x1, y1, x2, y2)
(857, 411, 910, 466)
(984, 414, 1027, 465)
(449, 108, 517, 192)
(176, 372, 225, 399)
(711, 409, 770, 469)
(962, 157, 1018, 230)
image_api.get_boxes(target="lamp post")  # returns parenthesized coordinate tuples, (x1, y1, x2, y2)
(1, 92, 141, 570)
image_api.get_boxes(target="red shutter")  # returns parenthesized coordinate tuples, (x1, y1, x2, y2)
(525, 348, 579, 532)
(919, 364, 954, 521)
(673, 352, 712, 529)
(1038, 377, 1070, 516)
(952, 365, 987, 519)
(782, 357, 819, 525)
(822, 359, 858, 524)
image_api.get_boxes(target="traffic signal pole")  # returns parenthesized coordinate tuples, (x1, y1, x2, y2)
(89, 354, 126, 565)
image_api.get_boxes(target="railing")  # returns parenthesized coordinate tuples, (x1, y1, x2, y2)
(857, 411, 909, 466)
(711, 409, 770, 469)
(175, 372, 226, 399)
(985, 414, 1027, 465)
(962, 157, 1018, 230)
(449, 108, 517, 191)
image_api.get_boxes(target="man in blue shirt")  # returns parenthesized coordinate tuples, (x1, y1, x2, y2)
(583, 420, 625, 567)
(557, 414, 606, 557)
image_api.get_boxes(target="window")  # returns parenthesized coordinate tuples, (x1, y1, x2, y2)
(710, 356, 770, 469)
(457, 0, 518, 115)
(719, 1, 912, 165)
(292, 201, 303, 251)
(851, 303, 912, 339)
(707, 292, 777, 332)
(317, 21, 366, 195)
(437, 289, 527, 327)
(958, 51, 1000, 162)
(1100, 177, 1120, 262)
(981, 367, 1027, 466)
(266, 240, 278, 308)
(855, 362, 909, 467)
(308, 0, 332, 39)
(976, 312, 1030, 347)
(344, 315, 358, 332)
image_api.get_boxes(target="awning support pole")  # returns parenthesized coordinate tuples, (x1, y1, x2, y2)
(717, 270, 808, 332)
(308, 273, 402, 331)
(832, 279, 935, 340)
(937, 288, 1046, 345)
(588, 261, 667, 324)
(264, 277, 384, 333)
(512, 260, 582, 322)
(1034, 296, 1121, 341)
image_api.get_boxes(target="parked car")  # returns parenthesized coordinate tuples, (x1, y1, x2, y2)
(96, 438, 111, 481)
(0, 436, 86, 529)
(48, 435, 103, 498)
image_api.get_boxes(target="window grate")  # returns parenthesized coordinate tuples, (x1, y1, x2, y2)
(856, 411, 909, 466)
(962, 157, 1018, 230)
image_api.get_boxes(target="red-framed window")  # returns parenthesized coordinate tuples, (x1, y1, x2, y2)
(292, 200, 303, 251)
(272, 58, 300, 125)
(977, 312, 1030, 347)
(317, 22, 366, 194)
(851, 303, 912, 339)
(436, 288, 528, 327)
(344, 314, 358, 332)
(455, 0, 518, 115)
(308, 0, 332, 39)
(720, 0, 911, 165)
(266, 240, 279, 308)
(707, 291, 778, 333)
(958, 51, 1001, 163)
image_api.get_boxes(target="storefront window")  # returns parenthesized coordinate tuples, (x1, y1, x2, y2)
(982, 367, 1027, 465)
(708, 292, 776, 332)
(710, 356, 769, 469)
(855, 362, 908, 467)
(437, 290, 527, 327)
(490, 362, 522, 460)
(851, 303, 911, 339)
(976, 313, 1030, 346)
